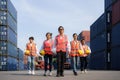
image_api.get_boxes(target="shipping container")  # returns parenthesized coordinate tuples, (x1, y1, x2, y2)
(7, 0, 17, 21)
(8, 27, 17, 45)
(90, 31, 107, 53)
(112, 0, 120, 25)
(18, 60, 24, 70)
(7, 42, 18, 57)
(18, 48, 24, 61)
(90, 13, 106, 40)
(111, 46, 120, 70)
(105, 0, 117, 10)
(78, 31, 90, 42)
(0, 0, 7, 10)
(89, 50, 106, 70)
(7, 57, 17, 71)
(0, 56, 17, 71)
(0, 26, 7, 40)
(7, 13, 17, 33)
(105, 0, 112, 9)
(0, 11, 7, 25)
(111, 23, 120, 46)
(0, 41, 7, 55)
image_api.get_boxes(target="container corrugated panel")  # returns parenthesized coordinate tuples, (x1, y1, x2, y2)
(89, 50, 106, 70)
(0, 11, 7, 25)
(8, 27, 17, 45)
(18, 48, 24, 60)
(7, 42, 18, 58)
(90, 31, 107, 53)
(7, 57, 17, 71)
(0, 56, 7, 71)
(0, 41, 7, 55)
(7, 13, 17, 33)
(105, 0, 112, 9)
(0, 26, 7, 40)
(90, 13, 106, 40)
(7, 0, 17, 21)
(18, 60, 24, 70)
(0, 0, 7, 10)
(111, 46, 120, 70)
(111, 23, 120, 46)
(112, 0, 120, 25)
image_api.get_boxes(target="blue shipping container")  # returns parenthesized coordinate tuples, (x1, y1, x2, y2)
(7, 57, 17, 71)
(112, 23, 120, 47)
(89, 51, 106, 70)
(18, 48, 24, 60)
(90, 31, 107, 53)
(111, 46, 120, 70)
(90, 13, 106, 40)
(7, 27, 17, 45)
(7, 42, 18, 58)
(7, 13, 17, 33)
(7, 0, 17, 21)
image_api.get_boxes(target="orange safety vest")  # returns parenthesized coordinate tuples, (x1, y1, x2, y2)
(43, 40, 53, 55)
(55, 35, 68, 52)
(70, 40, 80, 57)
(26, 43, 37, 56)
(80, 45, 89, 57)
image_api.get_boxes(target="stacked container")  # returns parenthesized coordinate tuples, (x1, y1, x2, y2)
(90, 0, 120, 70)
(0, 0, 18, 71)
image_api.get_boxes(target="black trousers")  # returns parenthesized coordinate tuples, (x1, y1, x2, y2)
(44, 54, 53, 72)
(80, 57, 88, 71)
(56, 51, 66, 75)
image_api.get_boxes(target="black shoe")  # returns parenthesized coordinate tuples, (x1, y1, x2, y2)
(60, 74, 64, 77)
(74, 71, 78, 76)
(56, 74, 60, 77)
(44, 74, 46, 76)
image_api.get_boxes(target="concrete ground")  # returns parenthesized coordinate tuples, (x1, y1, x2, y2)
(0, 70, 120, 80)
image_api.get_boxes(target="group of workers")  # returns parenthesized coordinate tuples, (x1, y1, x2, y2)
(25, 26, 91, 77)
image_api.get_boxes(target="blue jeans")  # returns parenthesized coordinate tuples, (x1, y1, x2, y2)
(71, 56, 78, 72)
(27, 56, 35, 71)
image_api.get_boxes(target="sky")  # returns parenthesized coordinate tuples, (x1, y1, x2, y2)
(11, 0, 104, 50)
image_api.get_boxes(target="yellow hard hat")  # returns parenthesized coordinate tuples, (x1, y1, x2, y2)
(40, 50, 45, 56)
(78, 50, 84, 55)
(25, 50, 30, 55)
(85, 50, 91, 54)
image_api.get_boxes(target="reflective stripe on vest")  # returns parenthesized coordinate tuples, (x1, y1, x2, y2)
(56, 35, 68, 52)
(70, 40, 80, 56)
(26, 43, 37, 56)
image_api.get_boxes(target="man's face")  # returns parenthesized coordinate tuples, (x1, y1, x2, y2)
(59, 28, 64, 34)
(29, 39, 33, 43)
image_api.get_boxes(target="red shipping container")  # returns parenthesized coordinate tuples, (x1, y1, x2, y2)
(112, 0, 120, 25)
(79, 31, 90, 42)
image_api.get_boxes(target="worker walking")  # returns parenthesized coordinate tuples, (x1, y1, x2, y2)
(54, 26, 70, 77)
(25, 37, 38, 75)
(80, 39, 91, 73)
(40, 32, 54, 76)
(70, 33, 83, 76)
